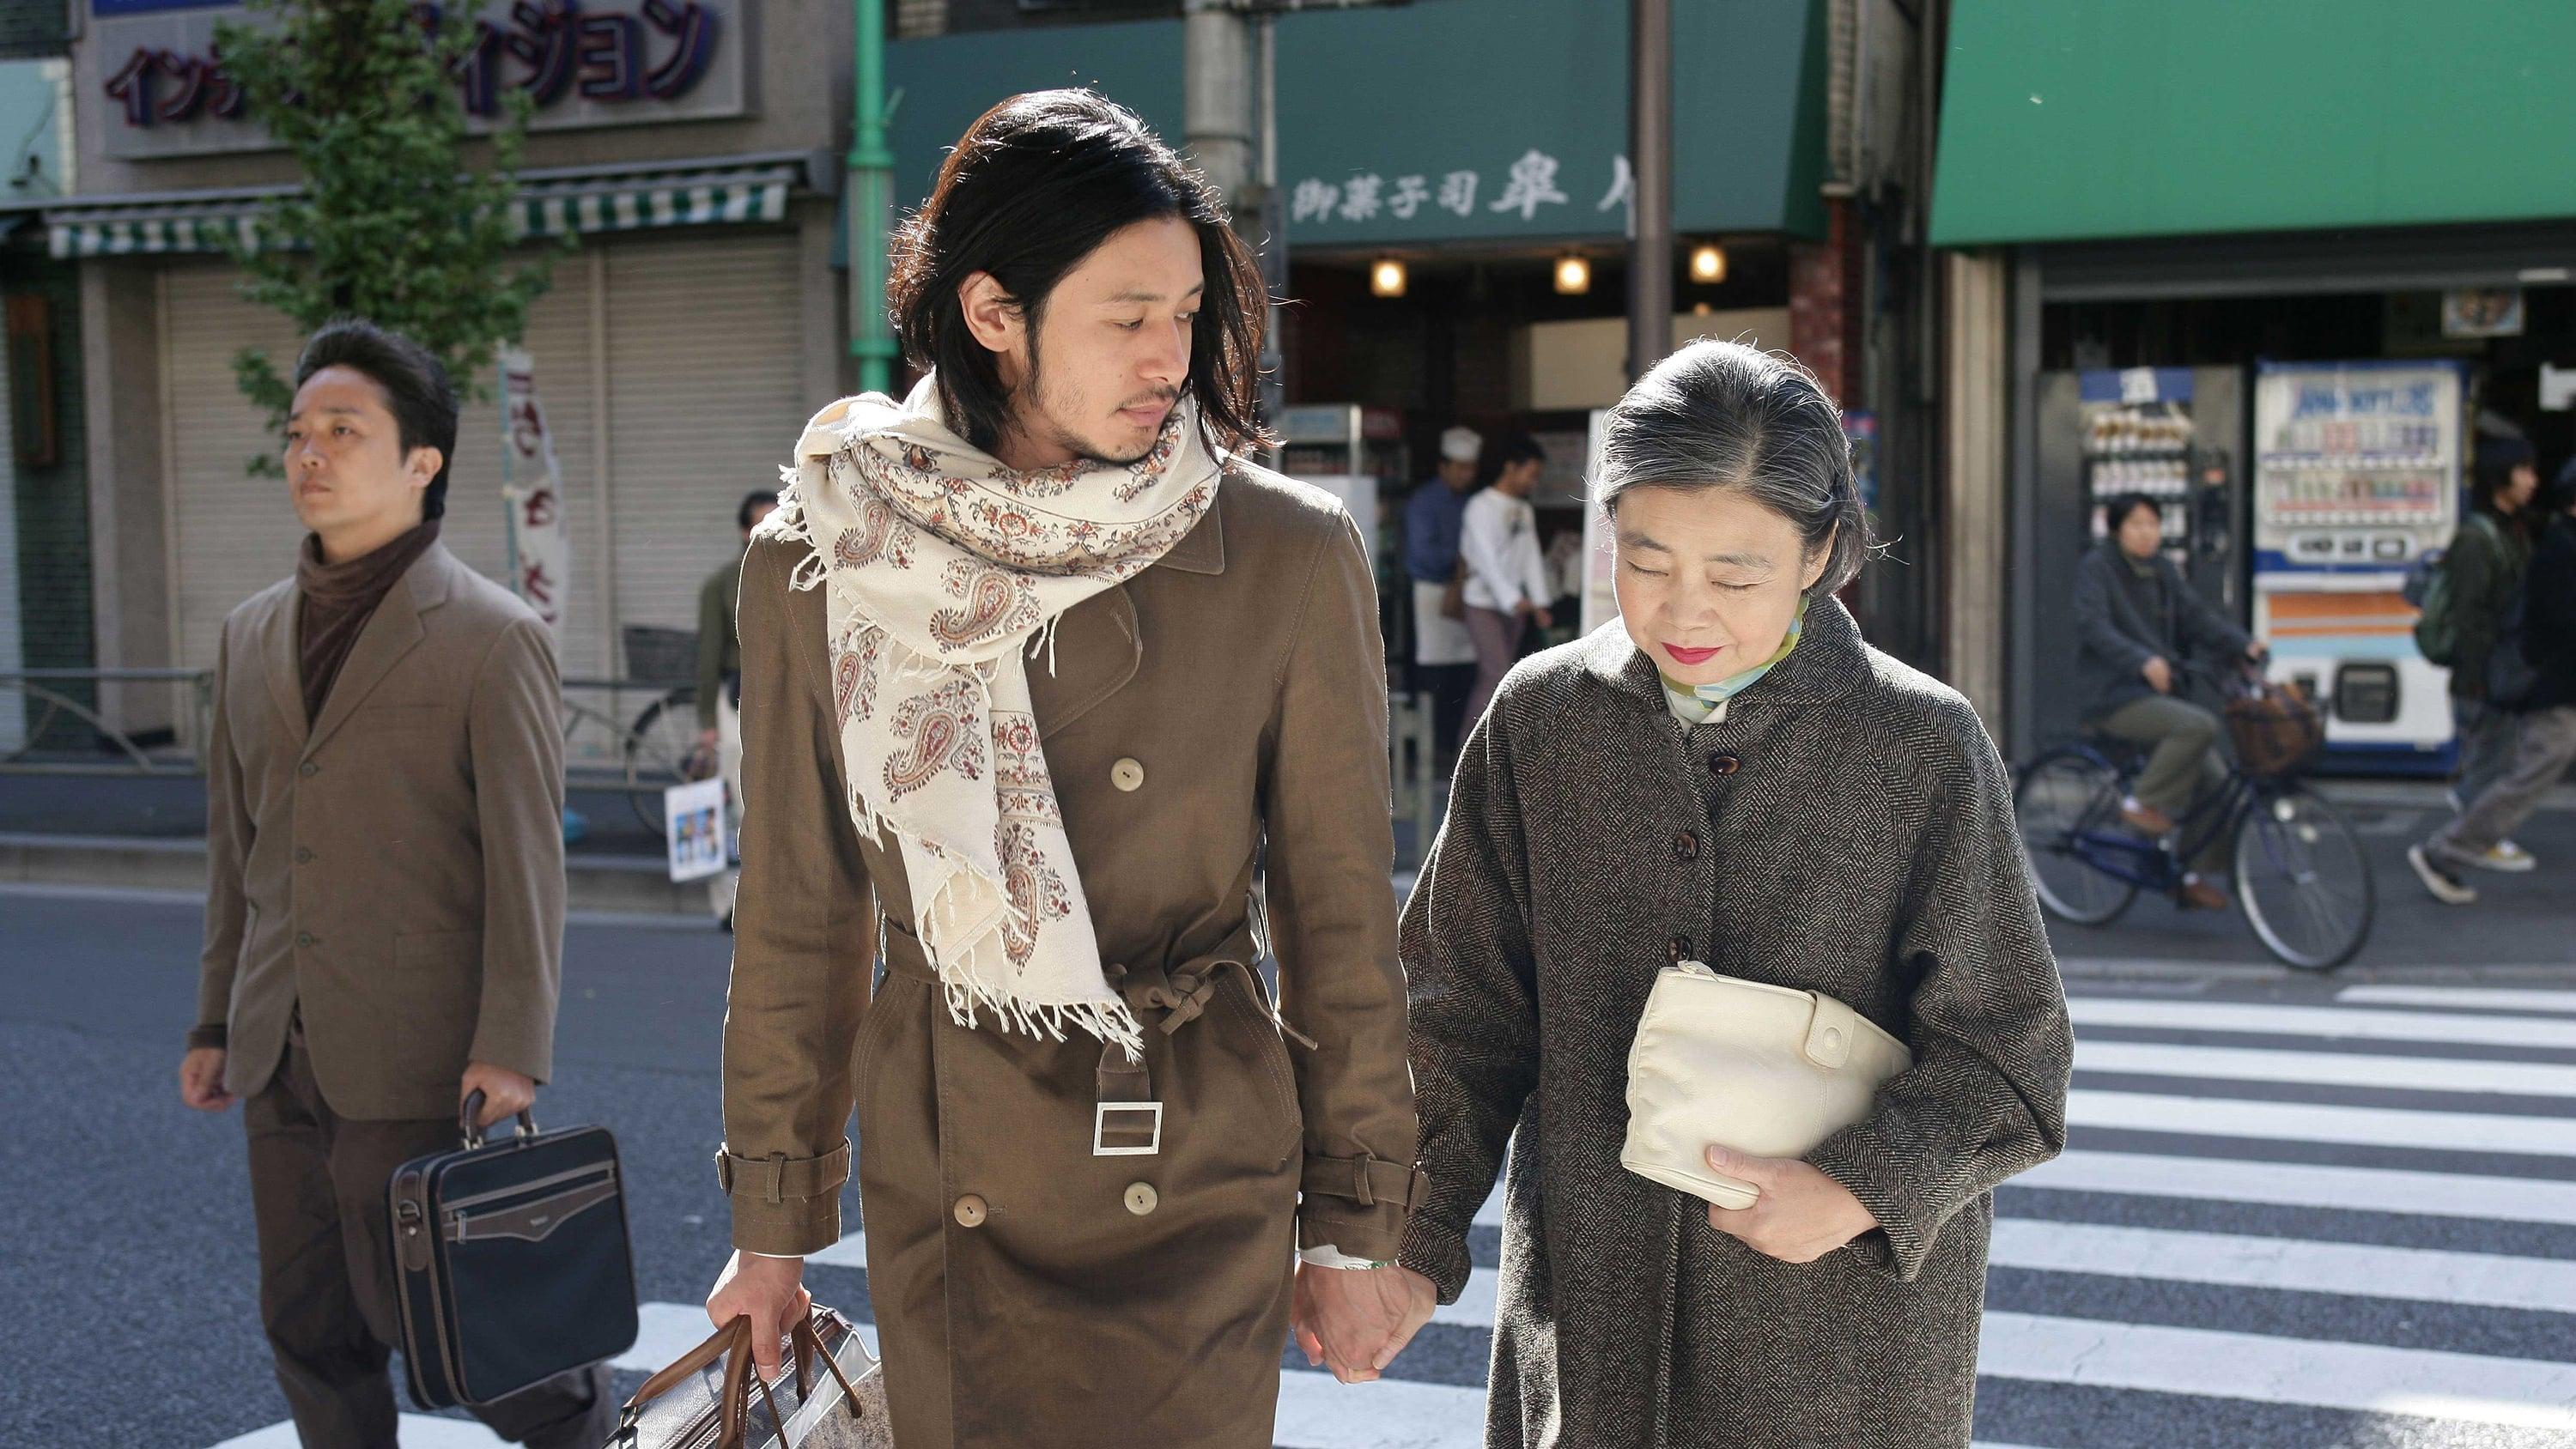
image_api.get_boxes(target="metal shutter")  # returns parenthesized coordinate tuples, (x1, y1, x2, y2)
(599, 230, 808, 670)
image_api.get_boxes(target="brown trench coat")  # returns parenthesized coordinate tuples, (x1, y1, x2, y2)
(718, 463, 1425, 1448)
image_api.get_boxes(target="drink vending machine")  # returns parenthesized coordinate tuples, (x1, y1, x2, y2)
(2250, 361, 2463, 773)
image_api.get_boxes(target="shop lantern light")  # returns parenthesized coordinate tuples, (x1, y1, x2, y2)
(1553, 254, 1592, 295)
(1690, 243, 1728, 284)
(1370, 258, 1407, 298)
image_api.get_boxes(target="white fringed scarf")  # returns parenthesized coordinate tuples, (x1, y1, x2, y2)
(762, 376, 1223, 1061)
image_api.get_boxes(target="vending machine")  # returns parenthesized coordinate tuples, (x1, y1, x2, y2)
(2250, 360, 2464, 773)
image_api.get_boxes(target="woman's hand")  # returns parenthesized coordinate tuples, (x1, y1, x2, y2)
(1701, 1144, 1878, 1264)
(2142, 656, 2174, 694)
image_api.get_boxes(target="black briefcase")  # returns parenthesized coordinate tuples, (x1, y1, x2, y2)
(387, 1091, 640, 1410)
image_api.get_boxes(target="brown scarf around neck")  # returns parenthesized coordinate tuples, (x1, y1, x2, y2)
(296, 518, 441, 723)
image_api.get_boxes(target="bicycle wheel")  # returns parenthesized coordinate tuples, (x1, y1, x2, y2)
(2234, 785, 2375, 971)
(623, 691, 699, 837)
(2015, 749, 2141, 927)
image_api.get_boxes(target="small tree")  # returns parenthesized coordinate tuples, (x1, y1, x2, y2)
(216, 0, 563, 472)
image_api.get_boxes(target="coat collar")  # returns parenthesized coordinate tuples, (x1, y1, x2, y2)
(289, 542, 462, 757)
(1151, 490, 1225, 575)
(1581, 595, 1871, 718)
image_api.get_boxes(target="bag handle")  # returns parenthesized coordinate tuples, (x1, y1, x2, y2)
(618, 1315, 749, 1437)
(457, 1089, 538, 1149)
(787, 1307, 868, 1414)
(725, 1331, 788, 1449)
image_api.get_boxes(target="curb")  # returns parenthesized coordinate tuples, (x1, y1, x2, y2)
(0, 832, 710, 916)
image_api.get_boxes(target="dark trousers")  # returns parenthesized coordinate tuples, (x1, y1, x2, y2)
(1413, 661, 1475, 767)
(245, 1034, 613, 1449)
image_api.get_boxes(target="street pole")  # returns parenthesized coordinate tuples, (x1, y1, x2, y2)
(1183, 5, 1257, 205)
(1628, 0, 1673, 383)
(1255, 11, 1285, 435)
(848, 0, 896, 394)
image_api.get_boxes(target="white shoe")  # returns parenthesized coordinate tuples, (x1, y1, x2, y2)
(2469, 840, 2538, 873)
(2408, 845, 2479, 906)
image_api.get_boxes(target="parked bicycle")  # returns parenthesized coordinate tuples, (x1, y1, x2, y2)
(2014, 664, 2375, 970)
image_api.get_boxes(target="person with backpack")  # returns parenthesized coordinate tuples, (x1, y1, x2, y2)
(2411, 463, 2576, 904)
(2415, 437, 2541, 870)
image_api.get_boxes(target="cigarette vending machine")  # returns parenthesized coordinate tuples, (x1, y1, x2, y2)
(2251, 360, 2464, 773)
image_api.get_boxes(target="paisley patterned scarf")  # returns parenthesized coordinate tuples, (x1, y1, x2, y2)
(766, 375, 1224, 1060)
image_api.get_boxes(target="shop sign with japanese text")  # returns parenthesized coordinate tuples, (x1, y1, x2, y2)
(85, 0, 749, 161)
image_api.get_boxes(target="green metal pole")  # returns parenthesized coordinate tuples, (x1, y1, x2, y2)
(848, 0, 896, 393)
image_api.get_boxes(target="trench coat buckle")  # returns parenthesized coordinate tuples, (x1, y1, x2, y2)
(1093, 1100, 1163, 1157)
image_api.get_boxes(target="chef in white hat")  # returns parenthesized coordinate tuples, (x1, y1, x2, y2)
(1404, 425, 1485, 763)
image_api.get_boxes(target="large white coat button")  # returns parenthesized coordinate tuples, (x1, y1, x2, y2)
(1111, 758, 1145, 792)
(1124, 1182, 1159, 1216)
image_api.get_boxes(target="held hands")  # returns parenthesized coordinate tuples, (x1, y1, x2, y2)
(459, 1062, 538, 1128)
(1291, 1261, 1437, 1384)
(2142, 657, 2175, 694)
(708, 1251, 813, 1379)
(179, 1046, 233, 1112)
(1701, 1145, 1878, 1264)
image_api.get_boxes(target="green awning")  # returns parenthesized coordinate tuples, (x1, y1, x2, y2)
(886, 0, 1828, 249)
(46, 157, 804, 260)
(1930, 0, 2576, 247)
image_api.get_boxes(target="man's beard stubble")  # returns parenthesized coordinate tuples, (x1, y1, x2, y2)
(1013, 320, 1177, 469)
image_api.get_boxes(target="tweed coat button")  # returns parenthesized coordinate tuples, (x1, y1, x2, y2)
(1708, 754, 1741, 776)
(1668, 935, 1694, 963)
(1111, 758, 1145, 792)
(1672, 831, 1698, 861)
(299, 761, 319, 778)
(1123, 1182, 1159, 1216)
(953, 1194, 989, 1228)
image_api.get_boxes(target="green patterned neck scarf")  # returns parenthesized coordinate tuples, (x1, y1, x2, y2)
(1660, 599, 1807, 726)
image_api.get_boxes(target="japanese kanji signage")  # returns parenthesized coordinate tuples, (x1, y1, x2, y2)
(1289, 149, 1635, 238)
(86, 0, 748, 161)
(499, 347, 570, 645)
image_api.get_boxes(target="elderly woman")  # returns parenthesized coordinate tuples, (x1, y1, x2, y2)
(1369, 342, 2072, 1446)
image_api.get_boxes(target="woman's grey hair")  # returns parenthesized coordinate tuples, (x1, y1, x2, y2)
(1591, 339, 1874, 594)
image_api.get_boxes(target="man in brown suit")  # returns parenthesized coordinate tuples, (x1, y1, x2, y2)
(178, 319, 609, 1449)
(702, 92, 1429, 1446)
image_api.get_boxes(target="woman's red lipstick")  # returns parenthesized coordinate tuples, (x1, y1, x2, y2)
(1662, 643, 1722, 667)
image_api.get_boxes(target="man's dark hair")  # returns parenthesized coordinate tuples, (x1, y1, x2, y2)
(291, 319, 459, 520)
(886, 88, 1270, 458)
(738, 488, 780, 531)
(2473, 434, 2537, 514)
(2103, 492, 2163, 532)
(1479, 430, 1546, 486)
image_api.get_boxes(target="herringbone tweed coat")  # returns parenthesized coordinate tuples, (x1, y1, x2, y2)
(1397, 600, 2072, 1449)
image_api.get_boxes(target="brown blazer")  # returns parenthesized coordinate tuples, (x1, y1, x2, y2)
(719, 464, 1420, 1447)
(192, 543, 567, 1122)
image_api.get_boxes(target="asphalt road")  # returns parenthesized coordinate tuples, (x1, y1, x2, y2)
(3, 870, 2573, 1446)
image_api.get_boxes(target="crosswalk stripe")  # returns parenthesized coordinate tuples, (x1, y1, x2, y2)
(2075, 1039, 2576, 1097)
(1976, 1311, 2576, 1430)
(212, 1417, 507, 1448)
(2017, 1148, 2576, 1226)
(1273, 1369, 1484, 1447)
(1986, 1219, 2576, 1313)
(2339, 985, 2576, 1016)
(2069, 998, 2576, 1051)
(2069, 1088, 2576, 1157)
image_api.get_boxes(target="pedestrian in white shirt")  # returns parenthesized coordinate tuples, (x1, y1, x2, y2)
(1461, 432, 1552, 720)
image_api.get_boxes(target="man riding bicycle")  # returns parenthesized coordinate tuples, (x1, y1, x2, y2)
(2073, 492, 2270, 911)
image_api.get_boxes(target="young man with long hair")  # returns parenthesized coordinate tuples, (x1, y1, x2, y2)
(702, 91, 1429, 1445)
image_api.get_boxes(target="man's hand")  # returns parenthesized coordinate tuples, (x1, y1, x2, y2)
(2142, 656, 2175, 694)
(1533, 607, 1555, 631)
(1511, 598, 1534, 620)
(1702, 1144, 1878, 1264)
(459, 1062, 537, 1129)
(179, 1047, 233, 1112)
(2245, 639, 2271, 665)
(1291, 1261, 1437, 1384)
(708, 1252, 812, 1379)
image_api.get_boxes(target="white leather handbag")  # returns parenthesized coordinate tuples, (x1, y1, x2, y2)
(1620, 959, 1912, 1209)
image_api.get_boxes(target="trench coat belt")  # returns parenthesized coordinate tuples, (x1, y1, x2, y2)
(877, 919, 1280, 1155)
